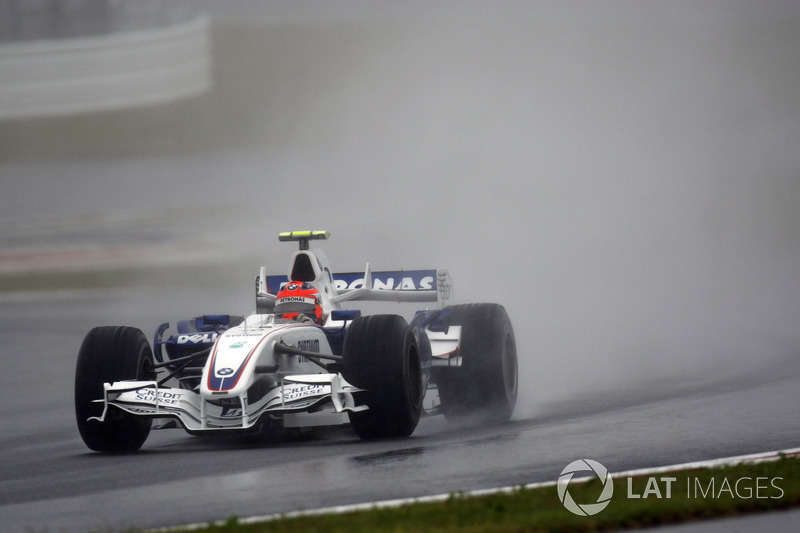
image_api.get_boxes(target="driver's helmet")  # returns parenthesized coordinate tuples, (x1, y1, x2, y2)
(274, 281, 323, 324)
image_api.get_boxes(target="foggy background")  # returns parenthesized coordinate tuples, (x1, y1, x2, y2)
(2, 0, 799, 415)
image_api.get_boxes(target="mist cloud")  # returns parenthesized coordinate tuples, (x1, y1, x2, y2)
(3, 1, 799, 413)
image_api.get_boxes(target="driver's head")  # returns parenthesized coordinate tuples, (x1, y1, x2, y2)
(274, 281, 323, 324)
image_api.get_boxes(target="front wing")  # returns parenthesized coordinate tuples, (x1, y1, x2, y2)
(88, 373, 366, 432)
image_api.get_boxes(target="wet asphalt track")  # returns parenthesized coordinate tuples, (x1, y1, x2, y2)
(1, 288, 799, 532)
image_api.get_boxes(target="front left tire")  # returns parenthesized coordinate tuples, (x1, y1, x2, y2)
(342, 315, 423, 439)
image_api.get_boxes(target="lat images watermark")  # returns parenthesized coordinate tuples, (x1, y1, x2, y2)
(557, 459, 785, 516)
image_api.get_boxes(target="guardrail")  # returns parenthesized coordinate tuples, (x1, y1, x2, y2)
(0, 8, 210, 119)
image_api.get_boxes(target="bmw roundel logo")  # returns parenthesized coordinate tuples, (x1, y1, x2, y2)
(287, 282, 299, 291)
(217, 367, 235, 376)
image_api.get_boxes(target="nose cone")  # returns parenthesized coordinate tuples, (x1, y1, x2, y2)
(202, 332, 270, 396)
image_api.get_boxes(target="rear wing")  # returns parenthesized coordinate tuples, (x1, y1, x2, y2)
(266, 268, 452, 307)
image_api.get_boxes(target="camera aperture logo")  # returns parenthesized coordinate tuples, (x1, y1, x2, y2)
(557, 459, 614, 516)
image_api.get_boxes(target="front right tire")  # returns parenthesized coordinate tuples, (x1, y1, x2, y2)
(75, 326, 155, 452)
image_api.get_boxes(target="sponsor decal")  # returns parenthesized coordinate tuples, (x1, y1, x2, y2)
(229, 341, 247, 349)
(135, 388, 185, 406)
(267, 270, 437, 294)
(295, 339, 320, 364)
(297, 339, 320, 353)
(332, 276, 434, 291)
(279, 296, 315, 304)
(220, 406, 242, 418)
(177, 333, 218, 344)
(282, 383, 328, 402)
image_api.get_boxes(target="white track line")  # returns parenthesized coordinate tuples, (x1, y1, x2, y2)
(156, 446, 800, 532)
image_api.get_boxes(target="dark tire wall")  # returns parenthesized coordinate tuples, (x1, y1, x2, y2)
(433, 303, 518, 424)
(342, 314, 423, 439)
(75, 326, 156, 452)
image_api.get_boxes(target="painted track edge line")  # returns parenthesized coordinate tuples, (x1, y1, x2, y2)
(151, 446, 800, 532)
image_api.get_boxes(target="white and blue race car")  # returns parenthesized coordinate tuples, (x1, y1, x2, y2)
(75, 231, 518, 452)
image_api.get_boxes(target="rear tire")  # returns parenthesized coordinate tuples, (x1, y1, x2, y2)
(433, 304, 518, 424)
(75, 326, 156, 452)
(342, 315, 422, 439)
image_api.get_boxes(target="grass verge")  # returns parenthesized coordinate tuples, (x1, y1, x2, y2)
(136, 455, 799, 533)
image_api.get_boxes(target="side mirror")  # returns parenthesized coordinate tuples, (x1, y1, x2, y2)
(413, 309, 450, 334)
(429, 310, 451, 333)
(331, 310, 361, 322)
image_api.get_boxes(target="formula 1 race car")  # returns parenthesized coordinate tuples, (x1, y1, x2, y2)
(75, 231, 518, 452)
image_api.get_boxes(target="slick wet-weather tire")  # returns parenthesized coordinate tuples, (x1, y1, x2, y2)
(75, 326, 156, 452)
(342, 315, 423, 439)
(433, 303, 518, 424)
